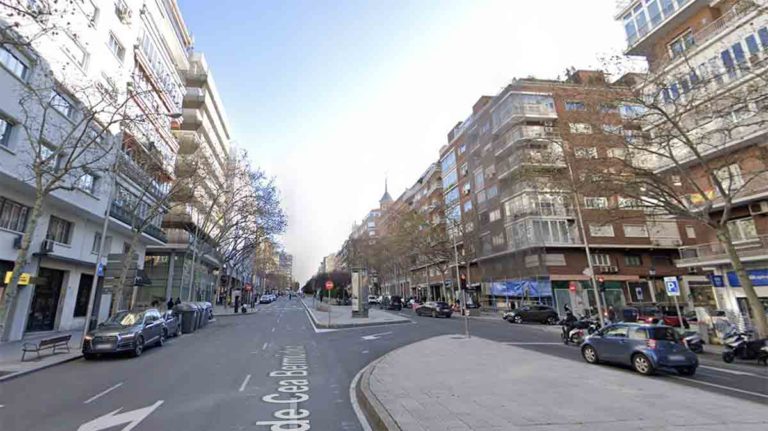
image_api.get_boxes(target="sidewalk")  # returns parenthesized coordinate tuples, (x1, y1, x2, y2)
(302, 298, 411, 329)
(358, 335, 768, 431)
(0, 330, 83, 382)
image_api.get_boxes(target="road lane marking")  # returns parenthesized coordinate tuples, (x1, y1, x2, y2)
(239, 374, 252, 392)
(262, 342, 269, 350)
(271, 327, 276, 333)
(672, 376, 768, 399)
(77, 400, 163, 431)
(698, 365, 765, 377)
(84, 382, 124, 404)
(361, 331, 392, 341)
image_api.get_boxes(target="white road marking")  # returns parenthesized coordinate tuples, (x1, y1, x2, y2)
(673, 376, 768, 399)
(505, 342, 564, 346)
(262, 342, 269, 350)
(239, 374, 252, 392)
(77, 400, 164, 431)
(361, 331, 392, 341)
(362, 350, 369, 354)
(84, 382, 124, 404)
(271, 327, 276, 333)
(698, 365, 764, 377)
(0, 404, 4, 408)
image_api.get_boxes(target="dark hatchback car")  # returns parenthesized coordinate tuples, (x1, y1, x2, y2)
(581, 323, 698, 376)
(416, 301, 452, 318)
(83, 309, 167, 359)
(503, 305, 558, 325)
(379, 295, 403, 311)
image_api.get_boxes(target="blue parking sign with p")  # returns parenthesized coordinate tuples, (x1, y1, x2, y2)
(664, 276, 680, 296)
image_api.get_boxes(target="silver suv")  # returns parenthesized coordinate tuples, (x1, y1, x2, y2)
(83, 309, 167, 359)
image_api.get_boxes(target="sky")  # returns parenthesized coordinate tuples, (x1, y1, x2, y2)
(179, 0, 629, 284)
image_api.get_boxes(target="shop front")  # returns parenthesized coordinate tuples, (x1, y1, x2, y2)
(489, 277, 553, 309)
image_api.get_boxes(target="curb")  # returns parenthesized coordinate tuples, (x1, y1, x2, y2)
(354, 355, 402, 431)
(300, 301, 411, 329)
(0, 353, 83, 383)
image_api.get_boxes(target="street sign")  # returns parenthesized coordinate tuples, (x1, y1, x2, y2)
(325, 280, 334, 291)
(664, 276, 680, 296)
(4, 271, 31, 285)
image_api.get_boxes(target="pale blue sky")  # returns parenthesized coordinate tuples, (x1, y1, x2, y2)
(180, 0, 628, 283)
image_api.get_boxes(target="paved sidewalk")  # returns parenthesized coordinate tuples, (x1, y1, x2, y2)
(0, 330, 83, 382)
(301, 298, 411, 328)
(361, 335, 768, 431)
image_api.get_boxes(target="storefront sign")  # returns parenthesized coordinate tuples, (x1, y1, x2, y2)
(490, 278, 552, 297)
(726, 269, 768, 287)
(635, 286, 644, 301)
(4, 271, 30, 285)
(709, 275, 725, 288)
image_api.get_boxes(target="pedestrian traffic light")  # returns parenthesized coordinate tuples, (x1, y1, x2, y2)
(597, 276, 606, 293)
(460, 273, 467, 289)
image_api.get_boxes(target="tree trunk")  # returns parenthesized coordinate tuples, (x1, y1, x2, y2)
(113, 232, 140, 313)
(718, 228, 768, 338)
(0, 193, 43, 340)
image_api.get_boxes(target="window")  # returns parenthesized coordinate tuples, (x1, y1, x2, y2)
(759, 27, 768, 50)
(460, 163, 468, 177)
(440, 151, 456, 172)
(107, 33, 125, 61)
(532, 219, 573, 244)
(584, 197, 608, 209)
(442, 168, 458, 190)
(732, 42, 747, 67)
(618, 197, 640, 209)
(624, 254, 642, 267)
(589, 224, 614, 237)
(477, 190, 486, 204)
(721, 49, 736, 78)
(599, 103, 618, 114)
(619, 104, 645, 119)
(459, 143, 467, 154)
(445, 187, 460, 206)
(486, 185, 498, 199)
(61, 32, 88, 68)
(461, 182, 471, 195)
(474, 170, 484, 189)
(728, 218, 757, 242)
(492, 233, 505, 246)
(623, 224, 649, 237)
(565, 101, 585, 111)
(715, 164, 743, 192)
(76, 173, 97, 194)
(0, 47, 29, 80)
(601, 124, 623, 135)
(91, 232, 102, 254)
(646, 0, 662, 27)
(668, 30, 694, 58)
(0, 197, 29, 232)
(51, 91, 75, 118)
(0, 116, 15, 148)
(590, 253, 611, 266)
(47, 216, 73, 244)
(575, 147, 598, 159)
(603, 325, 629, 338)
(489, 209, 501, 222)
(607, 148, 626, 160)
(685, 225, 696, 239)
(746, 35, 760, 56)
(73, 274, 93, 318)
(569, 123, 592, 134)
(446, 205, 461, 223)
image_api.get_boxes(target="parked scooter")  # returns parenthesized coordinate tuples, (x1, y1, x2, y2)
(561, 316, 600, 345)
(682, 331, 704, 354)
(721, 328, 768, 364)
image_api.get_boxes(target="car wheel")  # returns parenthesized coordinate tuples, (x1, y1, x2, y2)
(131, 336, 144, 357)
(432, 310, 437, 318)
(722, 351, 735, 363)
(678, 367, 696, 376)
(158, 329, 167, 347)
(175, 326, 181, 337)
(513, 315, 523, 324)
(632, 353, 654, 375)
(545, 316, 556, 325)
(83, 353, 97, 360)
(582, 345, 599, 364)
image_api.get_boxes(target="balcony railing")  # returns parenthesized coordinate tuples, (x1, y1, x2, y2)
(677, 235, 768, 266)
(494, 126, 560, 156)
(110, 202, 167, 243)
(505, 205, 575, 221)
(117, 152, 170, 200)
(497, 147, 565, 179)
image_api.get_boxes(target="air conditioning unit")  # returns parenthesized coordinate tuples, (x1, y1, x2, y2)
(40, 239, 55, 253)
(116, 1, 133, 24)
(12, 235, 22, 249)
(748, 201, 768, 216)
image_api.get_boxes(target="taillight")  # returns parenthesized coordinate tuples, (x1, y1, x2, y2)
(646, 339, 657, 349)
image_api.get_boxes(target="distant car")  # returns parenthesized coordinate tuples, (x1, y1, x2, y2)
(503, 305, 558, 324)
(368, 295, 379, 305)
(83, 309, 166, 359)
(630, 306, 690, 328)
(162, 310, 181, 337)
(379, 295, 403, 311)
(259, 295, 272, 304)
(415, 301, 452, 318)
(581, 323, 698, 376)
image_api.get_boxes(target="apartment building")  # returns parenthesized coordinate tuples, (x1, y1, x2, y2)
(616, 0, 768, 319)
(0, 1, 190, 340)
(144, 51, 233, 304)
(446, 71, 687, 315)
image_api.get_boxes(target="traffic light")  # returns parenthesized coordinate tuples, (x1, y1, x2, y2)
(460, 273, 467, 290)
(597, 276, 606, 293)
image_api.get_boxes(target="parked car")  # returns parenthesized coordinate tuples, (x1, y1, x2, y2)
(162, 310, 181, 337)
(415, 301, 452, 318)
(581, 323, 698, 376)
(631, 306, 690, 328)
(83, 309, 166, 359)
(379, 295, 403, 311)
(368, 295, 379, 305)
(503, 305, 558, 324)
(259, 295, 273, 304)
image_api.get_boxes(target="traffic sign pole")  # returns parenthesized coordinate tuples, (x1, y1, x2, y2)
(325, 280, 334, 327)
(664, 276, 685, 330)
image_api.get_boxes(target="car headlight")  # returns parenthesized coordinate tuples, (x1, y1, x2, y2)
(84, 335, 94, 341)
(119, 333, 136, 339)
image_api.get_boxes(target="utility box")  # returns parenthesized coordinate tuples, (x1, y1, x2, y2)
(351, 268, 368, 318)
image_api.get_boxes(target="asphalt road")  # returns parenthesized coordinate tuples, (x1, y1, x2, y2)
(0, 298, 765, 431)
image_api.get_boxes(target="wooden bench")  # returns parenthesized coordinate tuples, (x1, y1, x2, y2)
(21, 334, 71, 361)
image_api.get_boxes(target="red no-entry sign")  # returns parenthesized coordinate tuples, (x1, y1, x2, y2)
(325, 280, 334, 290)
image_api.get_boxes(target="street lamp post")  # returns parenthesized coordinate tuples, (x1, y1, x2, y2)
(451, 220, 470, 339)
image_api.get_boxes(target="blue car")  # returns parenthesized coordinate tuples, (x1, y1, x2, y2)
(581, 323, 698, 376)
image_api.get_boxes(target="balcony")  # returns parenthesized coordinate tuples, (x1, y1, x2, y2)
(497, 146, 565, 179)
(676, 235, 768, 267)
(492, 94, 557, 134)
(494, 126, 560, 157)
(109, 203, 168, 243)
(116, 152, 170, 200)
(623, 0, 708, 56)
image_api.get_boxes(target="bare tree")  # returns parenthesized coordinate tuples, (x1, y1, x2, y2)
(1, 1, 102, 50)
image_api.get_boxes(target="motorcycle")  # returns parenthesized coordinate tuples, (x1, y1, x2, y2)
(561, 317, 600, 345)
(682, 331, 704, 354)
(721, 328, 768, 364)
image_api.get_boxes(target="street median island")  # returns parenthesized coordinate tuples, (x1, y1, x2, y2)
(301, 299, 411, 329)
(356, 335, 768, 431)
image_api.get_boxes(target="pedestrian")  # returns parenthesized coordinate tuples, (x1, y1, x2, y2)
(607, 306, 616, 324)
(167, 298, 174, 310)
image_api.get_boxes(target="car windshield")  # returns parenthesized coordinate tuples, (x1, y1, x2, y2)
(436, 302, 449, 307)
(103, 311, 144, 327)
(648, 327, 680, 342)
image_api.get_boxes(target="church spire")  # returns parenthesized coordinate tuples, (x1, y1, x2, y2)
(379, 175, 393, 207)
